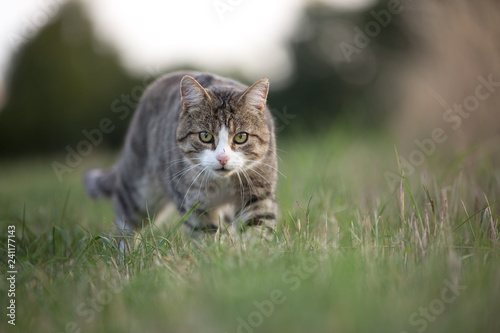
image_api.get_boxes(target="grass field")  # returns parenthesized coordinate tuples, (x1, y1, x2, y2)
(1, 128, 499, 333)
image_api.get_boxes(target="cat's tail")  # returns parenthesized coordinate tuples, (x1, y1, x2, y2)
(84, 168, 116, 199)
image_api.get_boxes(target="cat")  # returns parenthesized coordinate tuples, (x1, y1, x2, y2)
(84, 71, 278, 245)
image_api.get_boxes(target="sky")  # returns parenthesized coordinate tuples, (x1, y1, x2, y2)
(0, 0, 375, 97)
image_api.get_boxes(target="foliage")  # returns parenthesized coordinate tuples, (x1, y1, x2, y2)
(0, 2, 139, 156)
(0, 0, 413, 155)
(269, 2, 411, 132)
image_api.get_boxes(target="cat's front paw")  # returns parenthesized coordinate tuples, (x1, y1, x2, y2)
(244, 218, 277, 242)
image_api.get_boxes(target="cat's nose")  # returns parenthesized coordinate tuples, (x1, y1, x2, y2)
(217, 154, 230, 166)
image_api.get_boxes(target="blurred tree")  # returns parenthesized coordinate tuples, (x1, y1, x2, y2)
(0, 1, 139, 156)
(0, 0, 414, 157)
(269, 1, 411, 133)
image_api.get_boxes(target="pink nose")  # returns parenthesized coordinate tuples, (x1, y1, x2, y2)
(217, 154, 230, 166)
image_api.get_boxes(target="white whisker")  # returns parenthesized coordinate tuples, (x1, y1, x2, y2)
(240, 168, 257, 197)
(170, 163, 204, 192)
(245, 158, 287, 179)
(235, 170, 245, 212)
(198, 167, 212, 199)
(161, 159, 186, 178)
(248, 167, 272, 186)
(180, 166, 209, 210)
(161, 157, 203, 179)
(169, 163, 201, 183)
(275, 151, 285, 164)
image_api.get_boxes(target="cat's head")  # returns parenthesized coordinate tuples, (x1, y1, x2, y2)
(177, 75, 272, 177)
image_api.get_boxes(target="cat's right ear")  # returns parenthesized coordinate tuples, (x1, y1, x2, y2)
(180, 75, 211, 111)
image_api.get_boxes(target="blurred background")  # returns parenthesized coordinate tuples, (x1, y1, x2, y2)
(0, 0, 499, 160)
(2, 3, 500, 332)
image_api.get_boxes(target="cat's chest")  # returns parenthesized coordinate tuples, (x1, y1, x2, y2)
(198, 175, 242, 207)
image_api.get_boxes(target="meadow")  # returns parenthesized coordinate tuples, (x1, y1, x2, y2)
(0, 128, 499, 333)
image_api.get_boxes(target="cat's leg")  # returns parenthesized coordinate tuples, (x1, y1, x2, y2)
(234, 195, 278, 240)
(175, 195, 220, 235)
(84, 167, 137, 252)
(181, 207, 220, 234)
(112, 191, 141, 253)
(85, 168, 133, 250)
(111, 173, 165, 253)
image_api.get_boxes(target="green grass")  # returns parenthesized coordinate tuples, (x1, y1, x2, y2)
(1, 128, 499, 333)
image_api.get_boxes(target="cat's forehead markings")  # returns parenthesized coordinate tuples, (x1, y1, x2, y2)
(211, 108, 233, 130)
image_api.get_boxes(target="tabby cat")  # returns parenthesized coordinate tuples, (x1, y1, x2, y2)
(84, 72, 278, 243)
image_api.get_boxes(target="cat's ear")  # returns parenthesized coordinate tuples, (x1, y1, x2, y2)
(180, 75, 211, 111)
(238, 78, 269, 112)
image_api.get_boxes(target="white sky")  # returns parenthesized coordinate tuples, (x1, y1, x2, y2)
(82, 0, 302, 82)
(0, 0, 374, 91)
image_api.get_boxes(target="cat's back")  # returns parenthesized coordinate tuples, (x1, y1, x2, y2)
(143, 71, 247, 112)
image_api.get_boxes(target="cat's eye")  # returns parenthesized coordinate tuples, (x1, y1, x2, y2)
(199, 132, 214, 143)
(233, 132, 248, 144)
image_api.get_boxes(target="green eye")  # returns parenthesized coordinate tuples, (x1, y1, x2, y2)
(233, 132, 248, 144)
(199, 132, 214, 143)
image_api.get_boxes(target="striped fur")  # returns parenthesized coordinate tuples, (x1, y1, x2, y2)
(84, 71, 278, 239)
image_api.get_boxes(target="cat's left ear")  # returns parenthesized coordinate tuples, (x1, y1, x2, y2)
(180, 75, 211, 111)
(238, 78, 269, 112)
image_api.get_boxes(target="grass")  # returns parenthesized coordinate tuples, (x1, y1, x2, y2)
(0, 128, 499, 333)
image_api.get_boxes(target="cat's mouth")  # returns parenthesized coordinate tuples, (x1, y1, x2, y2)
(214, 167, 232, 175)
